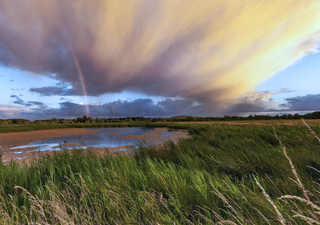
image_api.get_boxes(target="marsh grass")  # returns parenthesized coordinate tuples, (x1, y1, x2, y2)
(1, 119, 319, 134)
(0, 122, 176, 133)
(274, 120, 320, 224)
(0, 122, 320, 224)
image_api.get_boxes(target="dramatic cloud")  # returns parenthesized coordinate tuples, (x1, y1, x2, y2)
(8, 98, 201, 120)
(226, 90, 320, 115)
(227, 89, 296, 114)
(10, 95, 46, 108)
(280, 94, 320, 111)
(1, 0, 320, 113)
(3, 93, 320, 120)
(30, 84, 77, 96)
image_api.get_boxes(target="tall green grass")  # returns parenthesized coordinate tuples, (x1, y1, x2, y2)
(0, 122, 320, 224)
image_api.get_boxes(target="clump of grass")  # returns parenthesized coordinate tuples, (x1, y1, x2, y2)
(302, 118, 320, 144)
(273, 125, 319, 223)
(275, 120, 320, 224)
(253, 175, 286, 225)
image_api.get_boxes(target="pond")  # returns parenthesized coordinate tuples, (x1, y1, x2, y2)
(9, 127, 188, 153)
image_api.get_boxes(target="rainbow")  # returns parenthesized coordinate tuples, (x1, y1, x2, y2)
(70, 50, 90, 117)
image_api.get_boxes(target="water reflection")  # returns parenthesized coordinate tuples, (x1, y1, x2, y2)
(10, 127, 181, 152)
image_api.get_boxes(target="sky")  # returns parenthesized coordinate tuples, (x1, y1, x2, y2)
(0, 0, 320, 120)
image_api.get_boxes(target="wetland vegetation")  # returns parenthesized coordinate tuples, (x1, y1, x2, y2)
(0, 111, 319, 134)
(0, 118, 320, 224)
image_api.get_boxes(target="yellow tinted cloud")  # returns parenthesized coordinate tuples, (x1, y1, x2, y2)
(0, 0, 320, 110)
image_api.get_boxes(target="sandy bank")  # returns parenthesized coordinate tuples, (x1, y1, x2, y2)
(0, 128, 99, 161)
(0, 128, 99, 146)
(0, 127, 189, 163)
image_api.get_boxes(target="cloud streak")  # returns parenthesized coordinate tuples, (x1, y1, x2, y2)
(0, 0, 320, 113)
(10, 95, 46, 108)
(29, 84, 77, 96)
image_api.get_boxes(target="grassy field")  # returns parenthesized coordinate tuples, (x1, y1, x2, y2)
(0, 120, 320, 224)
(176, 119, 320, 126)
(0, 119, 320, 134)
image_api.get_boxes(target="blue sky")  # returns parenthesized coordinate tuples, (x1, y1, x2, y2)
(254, 52, 320, 110)
(0, 0, 320, 120)
(257, 53, 320, 97)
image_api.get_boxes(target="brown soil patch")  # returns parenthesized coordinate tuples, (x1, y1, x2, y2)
(123, 133, 160, 139)
(0, 128, 99, 147)
(105, 134, 122, 137)
(0, 128, 99, 163)
(122, 127, 168, 139)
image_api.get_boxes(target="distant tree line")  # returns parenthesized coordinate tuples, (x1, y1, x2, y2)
(0, 111, 319, 125)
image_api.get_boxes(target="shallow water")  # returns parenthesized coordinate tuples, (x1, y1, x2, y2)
(10, 127, 183, 152)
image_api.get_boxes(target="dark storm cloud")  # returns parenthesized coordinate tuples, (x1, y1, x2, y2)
(3, 93, 320, 120)
(1, 0, 320, 114)
(29, 84, 81, 96)
(29, 101, 46, 107)
(18, 98, 202, 120)
(279, 94, 320, 111)
(226, 92, 320, 116)
(10, 95, 46, 108)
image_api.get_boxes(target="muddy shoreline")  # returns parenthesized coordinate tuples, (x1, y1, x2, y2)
(0, 127, 189, 163)
(0, 128, 100, 163)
